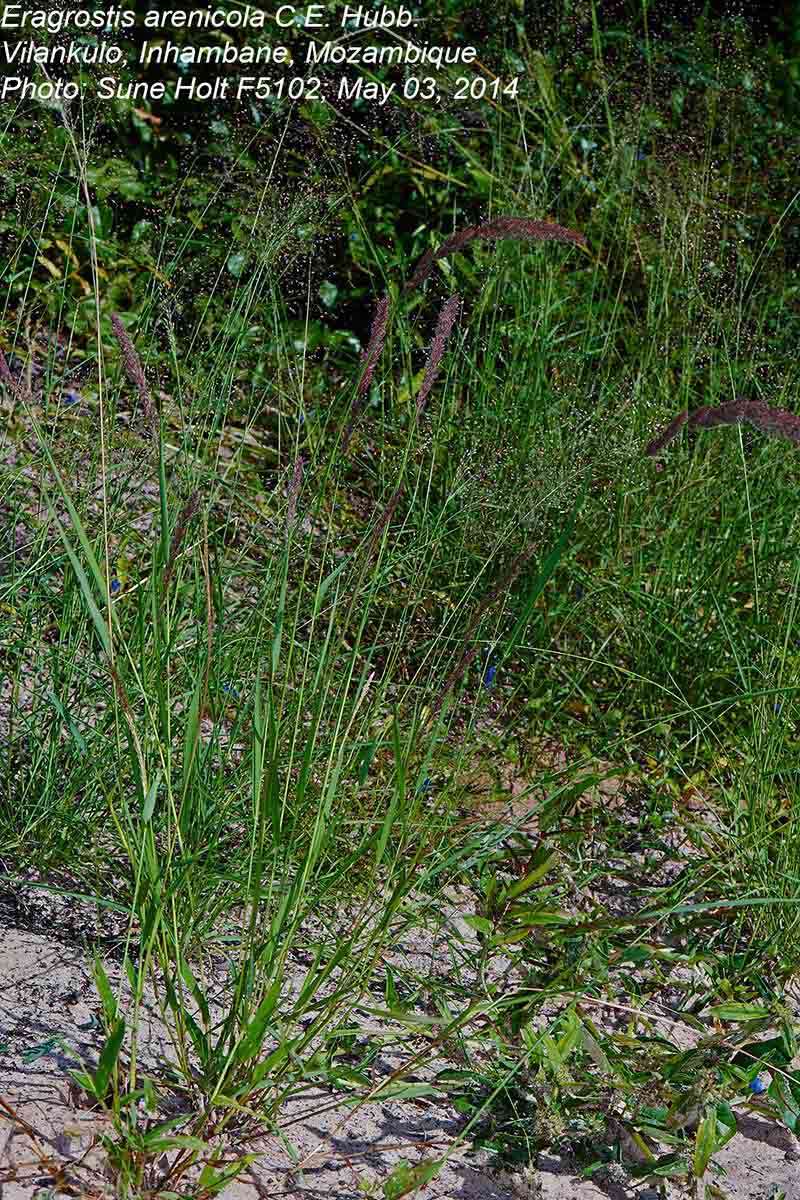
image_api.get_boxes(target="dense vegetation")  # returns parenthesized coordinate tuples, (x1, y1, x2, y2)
(1, 2, 800, 1195)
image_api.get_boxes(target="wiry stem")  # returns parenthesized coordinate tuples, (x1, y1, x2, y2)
(429, 543, 538, 721)
(163, 491, 201, 594)
(342, 294, 390, 453)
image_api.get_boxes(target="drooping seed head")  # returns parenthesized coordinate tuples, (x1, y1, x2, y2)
(405, 216, 587, 293)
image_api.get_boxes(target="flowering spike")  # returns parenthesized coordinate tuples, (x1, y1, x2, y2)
(416, 294, 461, 417)
(405, 216, 587, 293)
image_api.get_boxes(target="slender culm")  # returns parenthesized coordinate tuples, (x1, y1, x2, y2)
(163, 490, 201, 592)
(429, 542, 538, 720)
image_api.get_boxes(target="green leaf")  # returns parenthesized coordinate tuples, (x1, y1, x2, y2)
(46, 691, 87, 756)
(385, 964, 399, 1009)
(93, 957, 118, 1026)
(139, 1116, 191, 1145)
(179, 957, 210, 1026)
(314, 556, 350, 615)
(69, 1069, 98, 1098)
(143, 1135, 209, 1153)
(620, 946, 652, 964)
(37, 452, 107, 598)
(181, 676, 203, 798)
(502, 906, 571, 926)
(42, 492, 110, 656)
(327, 1065, 372, 1089)
(371, 1082, 438, 1102)
(359, 1005, 450, 1028)
(376, 719, 404, 868)
(183, 1010, 210, 1068)
(498, 849, 558, 904)
(233, 977, 282, 1062)
(714, 1102, 737, 1147)
(434, 1068, 475, 1086)
(462, 915, 493, 936)
(628, 1151, 688, 1179)
(692, 1106, 718, 1177)
(197, 1156, 260, 1195)
(383, 1158, 443, 1198)
(94, 1019, 125, 1099)
(707, 1003, 771, 1022)
(248, 1035, 302, 1087)
(141, 772, 160, 822)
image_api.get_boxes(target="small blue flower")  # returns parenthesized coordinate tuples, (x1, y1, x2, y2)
(749, 1076, 768, 1095)
(483, 664, 497, 690)
(774, 701, 783, 715)
(62, 389, 80, 406)
(221, 681, 239, 700)
(636, 148, 647, 160)
(417, 776, 432, 794)
(110, 577, 121, 594)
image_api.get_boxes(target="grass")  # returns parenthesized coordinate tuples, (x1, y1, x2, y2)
(2, 8, 800, 1197)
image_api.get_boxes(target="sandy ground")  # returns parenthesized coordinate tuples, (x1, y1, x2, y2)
(2, 874, 800, 1200)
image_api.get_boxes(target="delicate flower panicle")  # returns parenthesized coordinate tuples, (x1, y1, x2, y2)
(647, 398, 800, 457)
(430, 646, 482, 722)
(430, 542, 537, 720)
(163, 490, 201, 592)
(111, 312, 157, 440)
(367, 485, 403, 557)
(405, 216, 587, 293)
(416, 294, 461, 417)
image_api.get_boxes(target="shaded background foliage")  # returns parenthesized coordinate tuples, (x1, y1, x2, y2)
(2, 0, 800, 831)
(2, 0, 798, 347)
